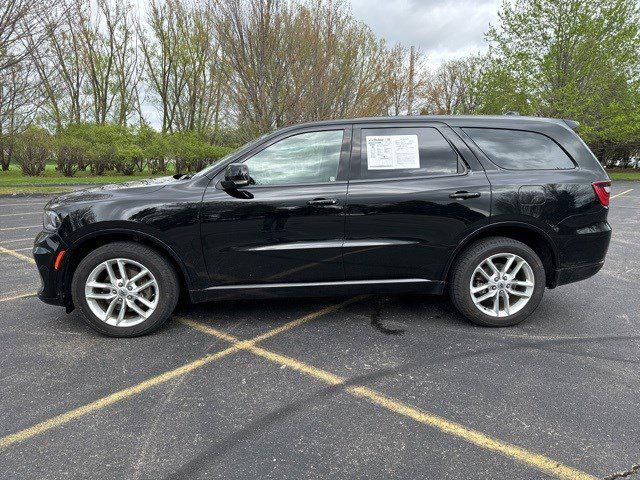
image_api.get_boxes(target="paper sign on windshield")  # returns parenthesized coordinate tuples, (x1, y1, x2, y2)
(365, 135, 420, 170)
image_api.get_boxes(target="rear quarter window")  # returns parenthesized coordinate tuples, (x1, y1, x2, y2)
(463, 128, 575, 170)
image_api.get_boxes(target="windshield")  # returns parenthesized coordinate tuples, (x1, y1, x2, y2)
(192, 133, 270, 178)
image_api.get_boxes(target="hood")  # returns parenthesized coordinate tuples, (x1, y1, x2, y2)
(47, 176, 177, 209)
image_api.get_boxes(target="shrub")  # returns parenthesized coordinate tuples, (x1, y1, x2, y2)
(56, 135, 90, 177)
(145, 133, 170, 174)
(169, 131, 235, 174)
(15, 127, 52, 176)
(88, 144, 115, 176)
(114, 144, 144, 176)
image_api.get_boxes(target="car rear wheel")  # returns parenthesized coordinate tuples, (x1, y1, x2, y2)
(449, 237, 545, 327)
(71, 242, 179, 337)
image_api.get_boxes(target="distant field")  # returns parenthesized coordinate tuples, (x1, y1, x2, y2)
(0, 164, 171, 195)
(0, 164, 168, 187)
(608, 169, 640, 181)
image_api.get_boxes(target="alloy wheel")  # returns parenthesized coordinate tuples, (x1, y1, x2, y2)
(469, 253, 535, 318)
(84, 258, 159, 327)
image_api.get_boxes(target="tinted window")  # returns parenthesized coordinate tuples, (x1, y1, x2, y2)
(463, 128, 574, 170)
(244, 130, 344, 186)
(360, 127, 461, 180)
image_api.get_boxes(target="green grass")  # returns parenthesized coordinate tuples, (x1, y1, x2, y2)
(0, 164, 168, 187)
(0, 164, 172, 195)
(607, 169, 640, 181)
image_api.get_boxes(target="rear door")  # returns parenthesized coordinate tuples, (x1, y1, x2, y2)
(344, 122, 491, 283)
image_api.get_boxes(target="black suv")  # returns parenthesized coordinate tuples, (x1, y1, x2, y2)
(34, 116, 612, 337)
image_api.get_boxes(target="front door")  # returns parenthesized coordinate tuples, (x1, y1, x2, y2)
(200, 127, 351, 286)
(344, 122, 491, 284)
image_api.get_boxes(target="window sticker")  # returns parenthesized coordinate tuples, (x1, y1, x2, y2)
(365, 135, 420, 170)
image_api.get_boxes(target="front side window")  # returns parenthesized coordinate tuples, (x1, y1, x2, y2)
(463, 128, 575, 170)
(359, 127, 462, 180)
(244, 130, 344, 186)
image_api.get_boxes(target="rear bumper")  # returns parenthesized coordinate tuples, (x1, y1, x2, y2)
(33, 231, 67, 306)
(554, 260, 605, 287)
(552, 222, 611, 287)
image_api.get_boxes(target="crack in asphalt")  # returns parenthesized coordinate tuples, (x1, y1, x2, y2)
(603, 463, 640, 480)
(163, 329, 640, 479)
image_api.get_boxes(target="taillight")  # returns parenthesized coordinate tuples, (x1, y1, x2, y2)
(592, 181, 611, 207)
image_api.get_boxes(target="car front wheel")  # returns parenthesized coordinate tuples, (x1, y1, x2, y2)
(449, 237, 545, 327)
(71, 241, 179, 337)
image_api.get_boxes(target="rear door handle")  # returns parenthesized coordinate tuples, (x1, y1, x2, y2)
(307, 198, 338, 206)
(449, 191, 481, 199)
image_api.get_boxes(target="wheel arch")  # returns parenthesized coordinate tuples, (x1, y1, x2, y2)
(443, 222, 559, 288)
(62, 228, 193, 308)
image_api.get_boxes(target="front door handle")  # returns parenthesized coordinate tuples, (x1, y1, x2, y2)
(449, 191, 481, 200)
(307, 198, 338, 206)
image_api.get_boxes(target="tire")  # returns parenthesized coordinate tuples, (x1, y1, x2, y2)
(449, 236, 545, 327)
(71, 241, 179, 337)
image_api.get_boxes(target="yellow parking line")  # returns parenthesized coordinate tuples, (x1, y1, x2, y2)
(0, 237, 33, 244)
(0, 297, 362, 449)
(0, 345, 243, 449)
(611, 188, 633, 199)
(182, 321, 597, 480)
(0, 246, 35, 264)
(0, 225, 40, 232)
(0, 292, 37, 302)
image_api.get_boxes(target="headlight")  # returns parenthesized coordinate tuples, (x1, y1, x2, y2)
(43, 210, 62, 232)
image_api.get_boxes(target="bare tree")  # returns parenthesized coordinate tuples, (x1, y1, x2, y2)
(387, 44, 427, 116)
(139, 0, 187, 132)
(214, 0, 395, 138)
(0, 61, 40, 169)
(424, 56, 484, 115)
(0, 0, 57, 72)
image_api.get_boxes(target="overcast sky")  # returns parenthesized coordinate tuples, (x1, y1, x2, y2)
(349, 0, 501, 64)
(139, 0, 502, 127)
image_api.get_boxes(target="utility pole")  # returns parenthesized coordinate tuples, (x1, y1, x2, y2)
(407, 45, 415, 115)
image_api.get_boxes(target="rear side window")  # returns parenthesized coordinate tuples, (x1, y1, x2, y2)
(463, 128, 574, 170)
(360, 127, 462, 180)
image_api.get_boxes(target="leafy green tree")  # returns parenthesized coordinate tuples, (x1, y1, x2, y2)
(478, 0, 640, 163)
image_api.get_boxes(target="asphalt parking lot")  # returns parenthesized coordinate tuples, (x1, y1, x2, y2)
(0, 182, 638, 480)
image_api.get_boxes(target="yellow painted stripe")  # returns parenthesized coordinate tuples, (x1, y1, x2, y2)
(0, 345, 243, 449)
(0, 292, 37, 303)
(610, 188, 634, 199)
(0, 246, 35, 264)
(0, 236, 33, 244)
(0, 225, 40, 232)
(184, 322, 597, 480)
(181, 295, 367, 347)
(0, 298, 362, 449)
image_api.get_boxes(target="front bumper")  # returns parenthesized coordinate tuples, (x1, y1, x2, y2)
(33, 231, 68, 306)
